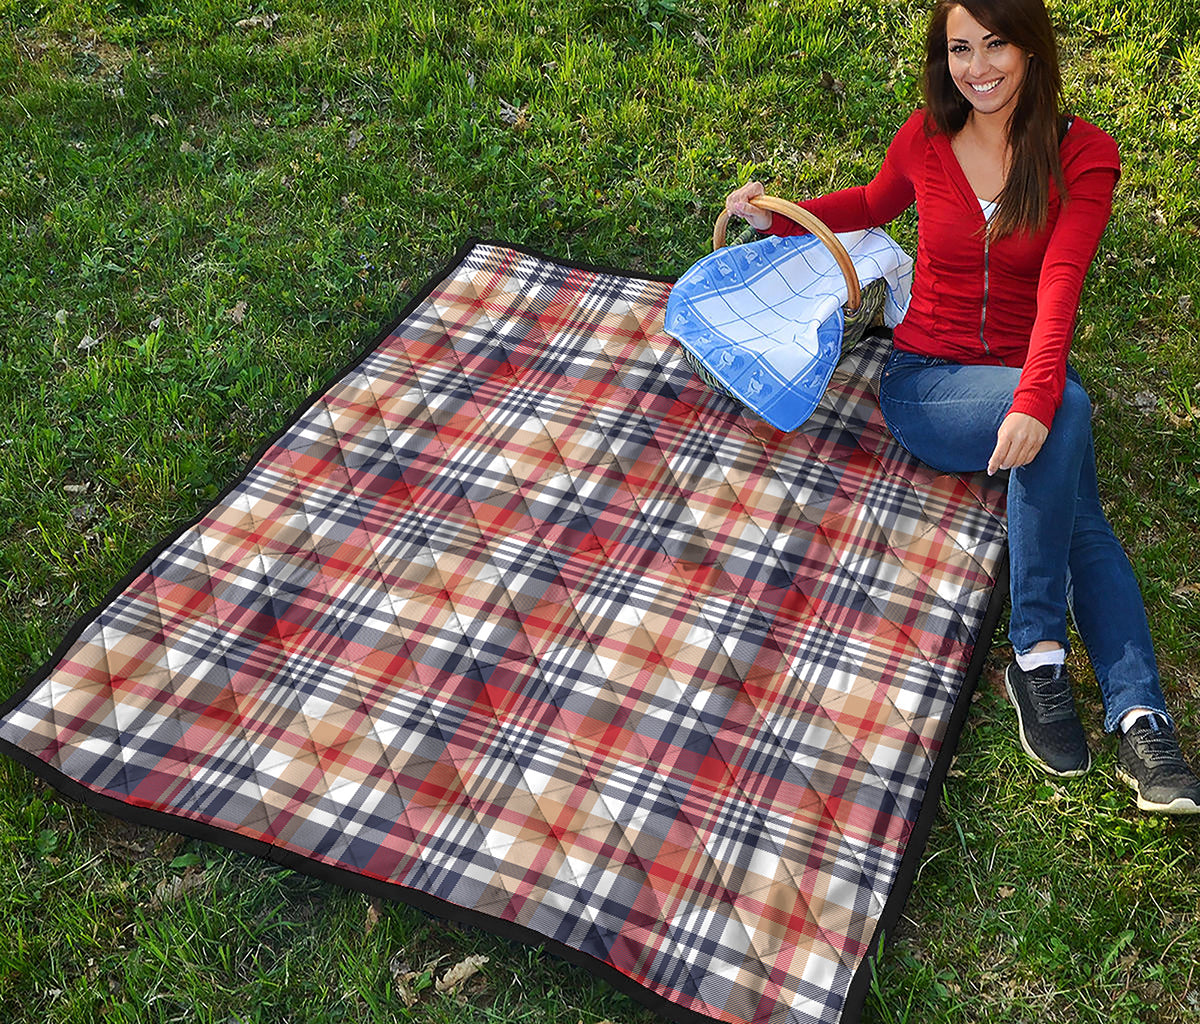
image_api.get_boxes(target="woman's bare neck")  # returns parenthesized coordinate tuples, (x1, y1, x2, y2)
(960, 110, 1010, 150)
(952, 113, 1011, 201)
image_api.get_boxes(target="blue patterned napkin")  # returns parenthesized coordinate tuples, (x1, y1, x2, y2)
(665, 229, 913, 431)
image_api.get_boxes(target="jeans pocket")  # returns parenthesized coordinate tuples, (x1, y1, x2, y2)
(882, 348, 951, 382)
(878, 397, 909, 451)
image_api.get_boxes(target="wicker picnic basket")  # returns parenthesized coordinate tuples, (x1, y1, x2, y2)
(677, 195, 888, 409)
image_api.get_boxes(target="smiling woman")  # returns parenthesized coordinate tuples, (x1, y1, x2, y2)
(924, 0, 1065, 239)
(946, 11, 1030, 116)
(725, 0, 1200, 815)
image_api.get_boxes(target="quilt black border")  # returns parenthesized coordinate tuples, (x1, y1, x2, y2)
(1, 238, 1007, 1024)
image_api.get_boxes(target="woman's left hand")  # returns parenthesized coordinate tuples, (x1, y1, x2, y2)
(987, 412, 1049, 475)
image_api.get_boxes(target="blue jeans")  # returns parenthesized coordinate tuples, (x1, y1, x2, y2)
(878, 348, 1168, 732)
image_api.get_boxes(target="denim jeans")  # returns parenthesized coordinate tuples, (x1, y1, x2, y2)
(878, 347, 1168, 732)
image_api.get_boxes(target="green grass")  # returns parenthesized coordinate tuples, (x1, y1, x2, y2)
(2, 0, 1199, 1021)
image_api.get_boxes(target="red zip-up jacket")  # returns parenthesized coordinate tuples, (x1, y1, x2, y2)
(766, 109, 1120, 428)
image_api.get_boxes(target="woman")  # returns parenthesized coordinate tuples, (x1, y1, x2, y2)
(725, 0, 1199, 813)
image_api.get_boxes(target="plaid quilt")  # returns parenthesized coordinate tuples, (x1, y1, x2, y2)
(0, 242, 1007, 1024)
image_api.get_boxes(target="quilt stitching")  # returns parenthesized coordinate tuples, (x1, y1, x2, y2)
(1, 242, 1008, 1024)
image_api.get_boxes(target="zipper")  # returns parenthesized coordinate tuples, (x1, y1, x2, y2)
(979, 228, 992, 357)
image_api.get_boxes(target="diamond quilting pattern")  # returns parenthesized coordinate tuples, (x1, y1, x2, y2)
(0, 243, 1007, 1024)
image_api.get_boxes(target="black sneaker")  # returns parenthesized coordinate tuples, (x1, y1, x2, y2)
(1116, 716, 1200, 815)
(1004, 662, 1092, 777)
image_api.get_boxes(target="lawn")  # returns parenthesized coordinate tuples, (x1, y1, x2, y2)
(1, 0, 1199, 1021)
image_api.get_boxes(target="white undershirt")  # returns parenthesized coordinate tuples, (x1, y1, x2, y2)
(979, 197, 998, 221)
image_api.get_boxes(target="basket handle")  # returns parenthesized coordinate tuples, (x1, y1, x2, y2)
(713, 195, 861, 312)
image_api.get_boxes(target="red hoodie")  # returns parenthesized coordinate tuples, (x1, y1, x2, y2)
(766, 109, 1120, 428)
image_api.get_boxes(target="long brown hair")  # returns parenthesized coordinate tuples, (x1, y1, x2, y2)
(923, 0, 1068, 238)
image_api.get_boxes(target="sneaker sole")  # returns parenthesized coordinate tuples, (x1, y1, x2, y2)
(1115, 766, 1200, 815)
(1004, 668, 1092, 778)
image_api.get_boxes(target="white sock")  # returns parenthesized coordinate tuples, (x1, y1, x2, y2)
(1120, 709, 1165, 733)
(1015, 648, 1066, 673)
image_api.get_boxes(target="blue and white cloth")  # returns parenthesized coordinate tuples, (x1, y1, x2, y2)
(665, 229, 914, 431)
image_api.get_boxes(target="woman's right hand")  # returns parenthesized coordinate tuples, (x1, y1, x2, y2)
(725, 181, 772, 232)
